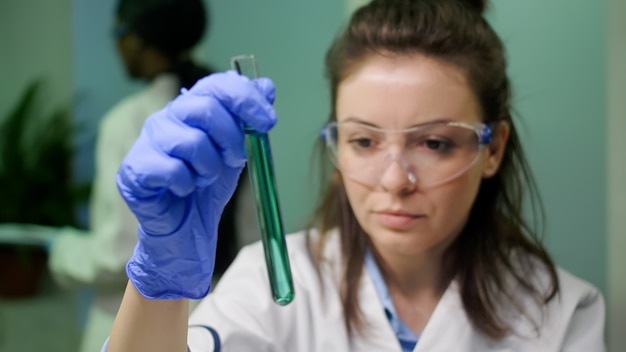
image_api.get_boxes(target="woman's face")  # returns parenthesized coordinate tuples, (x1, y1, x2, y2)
(113, 19, 143, 79)
(335, 54, 506, 259)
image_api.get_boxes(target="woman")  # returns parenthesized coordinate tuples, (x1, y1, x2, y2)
(104, 0, 605, 351)
(48, 1, 252, 351)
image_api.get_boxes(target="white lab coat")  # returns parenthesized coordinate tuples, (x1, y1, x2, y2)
(187, 229, 606, 352)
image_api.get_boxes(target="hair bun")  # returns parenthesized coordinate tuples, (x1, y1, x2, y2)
(462, 0, 489, 14)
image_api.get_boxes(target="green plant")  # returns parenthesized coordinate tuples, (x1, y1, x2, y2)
(0, 78, 89, 227)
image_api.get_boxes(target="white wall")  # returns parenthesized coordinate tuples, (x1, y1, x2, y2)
(607, 0, 626, 348)
(345, 0, 369, 14)
(489, 0, 607, 297)
(0, 0, 72, 115)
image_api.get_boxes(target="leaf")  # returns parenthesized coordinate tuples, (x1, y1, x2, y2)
(0, 78, 90, 227)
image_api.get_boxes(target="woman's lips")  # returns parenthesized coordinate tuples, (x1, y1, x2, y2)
(374, 211, 425, 230)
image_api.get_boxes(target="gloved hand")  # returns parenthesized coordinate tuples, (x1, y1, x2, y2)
(116, 71, 277, 300)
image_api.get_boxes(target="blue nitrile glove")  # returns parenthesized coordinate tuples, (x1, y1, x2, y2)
(116, 71, 277, 300)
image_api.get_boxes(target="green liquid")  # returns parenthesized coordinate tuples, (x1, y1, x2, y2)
(244, 127, 294, 305)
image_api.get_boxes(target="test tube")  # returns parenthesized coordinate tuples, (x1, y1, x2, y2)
(230, 54, 294, 306)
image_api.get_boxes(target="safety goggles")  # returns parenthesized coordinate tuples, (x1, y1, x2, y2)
(321, 120, 493, 189)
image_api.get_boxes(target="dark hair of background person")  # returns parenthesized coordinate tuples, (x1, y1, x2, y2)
(115, 0, 212, 90)
(114, 0, 240, 275)
(308, 0, 559, 340)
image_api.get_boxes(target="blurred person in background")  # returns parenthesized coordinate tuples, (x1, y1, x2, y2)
(47, 1, 255, 351)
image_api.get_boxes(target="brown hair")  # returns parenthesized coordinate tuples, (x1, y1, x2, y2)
(308, 0, 559, 340)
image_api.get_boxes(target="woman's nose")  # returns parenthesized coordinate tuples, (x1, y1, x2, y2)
(377, 156, 417, 193)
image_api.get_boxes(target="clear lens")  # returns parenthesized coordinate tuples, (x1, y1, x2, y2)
(324, 121, 488, 188)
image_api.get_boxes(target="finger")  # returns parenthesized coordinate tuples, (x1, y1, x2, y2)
(166, 94, 246, 169)
(116, 171, 187, 236)
(118, 126, 198, 198)
(185, 71, 277, 133)
(147, 107, 227, 185)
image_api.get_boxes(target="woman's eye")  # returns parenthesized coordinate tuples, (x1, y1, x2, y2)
(423, 139, 450, 152)
(349, 138, 375, 149)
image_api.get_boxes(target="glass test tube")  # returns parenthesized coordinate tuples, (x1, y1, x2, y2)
(230, 54, 294, 306)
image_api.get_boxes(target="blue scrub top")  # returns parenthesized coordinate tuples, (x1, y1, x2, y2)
(365, 250, 420, 352)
